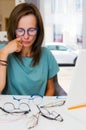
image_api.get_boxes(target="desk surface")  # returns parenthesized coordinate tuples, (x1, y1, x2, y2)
(0, 95, 86, 130)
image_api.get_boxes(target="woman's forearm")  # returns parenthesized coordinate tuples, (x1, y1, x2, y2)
(0, 50, 8, 93)
(45, 78, 55, 96)
(45, 88, 55, 96)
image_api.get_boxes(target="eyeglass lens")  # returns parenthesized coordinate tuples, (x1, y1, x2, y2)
(38, 107, 63, 122)
(3, 102, 30, 113)
(29, 95, 43, 105)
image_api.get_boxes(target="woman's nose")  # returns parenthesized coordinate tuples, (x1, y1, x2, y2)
(23, 31, 29, 39)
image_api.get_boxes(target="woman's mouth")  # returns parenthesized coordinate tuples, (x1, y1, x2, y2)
(22, 41, 30, 44)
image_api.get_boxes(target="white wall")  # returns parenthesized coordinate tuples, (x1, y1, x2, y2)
(82, 0, 86, 48)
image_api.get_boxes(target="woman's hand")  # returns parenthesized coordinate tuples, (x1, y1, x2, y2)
(1, 37, 23, 57)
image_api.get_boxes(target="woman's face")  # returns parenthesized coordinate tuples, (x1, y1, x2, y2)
(16, 14, 38, 48)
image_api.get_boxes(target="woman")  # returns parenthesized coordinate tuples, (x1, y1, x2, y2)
(0, 3, 59, 96)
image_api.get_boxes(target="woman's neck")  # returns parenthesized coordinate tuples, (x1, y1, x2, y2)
(21, 47, 31, 57)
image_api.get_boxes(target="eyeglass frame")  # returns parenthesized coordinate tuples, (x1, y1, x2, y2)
(40, 100, 65, 108)
(27, 113, 39, 129)
(0, 94, 43, 114)
(15, 27, 39, 36)
(36, 105, 63, 122)
(0, 102, 31, 114)
(0, 95, 64, 121)
(13, 94, 43, 105)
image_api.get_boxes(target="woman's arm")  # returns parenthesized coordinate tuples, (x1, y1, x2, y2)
(45, 77, 55, 96)
(0, 38, 22, 93)
(0, 49, 8, 92)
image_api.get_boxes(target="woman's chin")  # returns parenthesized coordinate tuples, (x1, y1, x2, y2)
(22, 42, 31, 47)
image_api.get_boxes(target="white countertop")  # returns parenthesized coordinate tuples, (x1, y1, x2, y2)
(0, 95, 86, 130)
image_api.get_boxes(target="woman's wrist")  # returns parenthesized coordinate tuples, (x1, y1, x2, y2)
(0, 62, 8, 66)
(0, 59, 7, 63)
(0, 59, 8, 66)
(0, 49, 9, 60)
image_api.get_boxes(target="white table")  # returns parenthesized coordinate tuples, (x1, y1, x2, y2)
(0, 95, 86, 130)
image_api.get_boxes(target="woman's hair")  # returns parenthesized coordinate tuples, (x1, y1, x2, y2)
(7, 3, 44, 66)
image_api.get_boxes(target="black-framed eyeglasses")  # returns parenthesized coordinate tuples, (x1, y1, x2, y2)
(37, 106, 63, 122)
(15, 27, 38, 36)
(0, 94, 43, 114)
(0, 102, 31, 114)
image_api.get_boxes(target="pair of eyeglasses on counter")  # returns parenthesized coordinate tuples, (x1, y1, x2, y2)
(27, 106, 63, 130)
(0, 102, 31, 114)
(27, 103, 64, 129)
(0, 95, 65, 122)
(40, 100, 65, 108)
(36, 105, 63, 122)
(0, 94, 43, 115)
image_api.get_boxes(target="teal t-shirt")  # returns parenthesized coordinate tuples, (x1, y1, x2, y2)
(0, 43, 59, 96)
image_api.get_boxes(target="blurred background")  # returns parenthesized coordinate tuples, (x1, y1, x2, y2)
(0, 0, 85, 94)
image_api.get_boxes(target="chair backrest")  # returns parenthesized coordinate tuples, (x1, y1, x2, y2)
(54, 74, 67, 96)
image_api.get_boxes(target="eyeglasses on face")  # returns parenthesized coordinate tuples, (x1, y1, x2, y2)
(15, 27, 38, 36)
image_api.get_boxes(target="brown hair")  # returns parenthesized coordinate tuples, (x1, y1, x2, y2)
(7, 3, 44, 66)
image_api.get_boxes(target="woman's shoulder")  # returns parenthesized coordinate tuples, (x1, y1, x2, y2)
(41, 46, 53, 57)
(42, 46, 51, 53)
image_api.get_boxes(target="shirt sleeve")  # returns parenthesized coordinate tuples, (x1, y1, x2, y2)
(46, 48, 60, 79)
